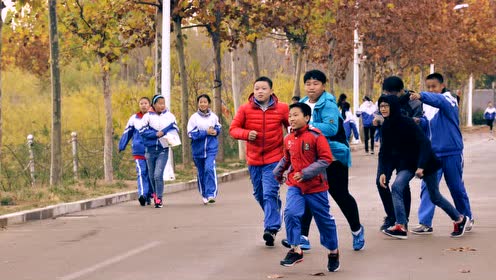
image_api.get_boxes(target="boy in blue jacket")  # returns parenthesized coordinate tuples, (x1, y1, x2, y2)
(410, 73, 473, 234)
(118, 97, 153, 206)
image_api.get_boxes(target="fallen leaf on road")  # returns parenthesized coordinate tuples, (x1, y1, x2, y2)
(444, 247, 477, 252)
(267, 274, 284, 279)
(459, 269, 471, 273)
(310, 272, 326, 276)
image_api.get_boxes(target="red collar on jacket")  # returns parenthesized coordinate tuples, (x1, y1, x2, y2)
(291, 124, 310, 136)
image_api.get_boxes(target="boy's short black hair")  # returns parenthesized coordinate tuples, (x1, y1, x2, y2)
(291, 96, 300, 102)
(289, 102, 312, 123)
(197, 94, 211, 104)
(255, 76, 273, 89)
(363, 96, 371, 102)
(303, 70, 327, 84)
(382, 76, 404, 93)
(426, 72, 444, 83)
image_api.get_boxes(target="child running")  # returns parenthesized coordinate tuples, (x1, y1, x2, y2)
(139, 94, 179, 208)
(484, 101, 496, 137)
(118, 97, 153, 206)
(273, 102, 340, 272)
(410, 73, 473, 234)
(187, 94, 221, 204)
(378, 94, 468, 239)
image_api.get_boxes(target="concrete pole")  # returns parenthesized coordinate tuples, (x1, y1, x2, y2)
(71, 132, 78, 181)
(467, 73, 473, 127)
(162, 1, 175, 181)
(27, 134, 35, 186)
(429, 63, 435, 74)
(353, 28, 360, 129)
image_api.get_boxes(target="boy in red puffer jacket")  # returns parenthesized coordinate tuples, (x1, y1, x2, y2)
(273, 102, 340, 272)
(230, 76, 289, 246)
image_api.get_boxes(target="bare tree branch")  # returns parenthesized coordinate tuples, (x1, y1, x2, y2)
(182, 24, 208, 30)
(134, 0, 160, 8)
(75, 0, 98, 35)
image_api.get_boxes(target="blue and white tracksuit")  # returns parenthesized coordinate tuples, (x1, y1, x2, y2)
(139, 109, 179, 200)
(118, 113, 151, 198)
(187, 109, 221, 200)
(417, 91, 472, 226)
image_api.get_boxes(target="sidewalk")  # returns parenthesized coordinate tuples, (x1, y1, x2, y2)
(0, 168, 248, 228)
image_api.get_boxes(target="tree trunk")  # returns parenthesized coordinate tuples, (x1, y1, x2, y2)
(211, 31, 224, 162)
(0, 8, 3, 171)
(365, 62, 375, 97)
(230, 42, 246, 160)
(49, 0, 62, 186)
(408, 68, 415, 90)
(100, 58, 113, 182)
(419, 65, 426, 91)
(327, 61, 334, 93)
(292, 44, 304, 97)
(155, 6, 163, 95)
(248, 39, 260, 79)
(173, 17, 191, 165)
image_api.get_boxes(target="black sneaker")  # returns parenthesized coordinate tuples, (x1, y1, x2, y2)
(280, 249, 303, 267)
(380, 216, 395, 231)
(138, 195, 146, 206)
(382, 224, 407, 240)
(327, 251, 340, 272)
(263, 230, 276, 246)
(451, 216, 468, 238)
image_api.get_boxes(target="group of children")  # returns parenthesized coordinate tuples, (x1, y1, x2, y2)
(119, 94, 221, 208)
(119, 69, 474, 273)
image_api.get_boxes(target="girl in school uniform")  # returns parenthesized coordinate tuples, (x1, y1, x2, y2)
(187, 94, 221, 204)
(139, 94, 179, 208)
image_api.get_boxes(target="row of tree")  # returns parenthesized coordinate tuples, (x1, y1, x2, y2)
(1, 0, 495, 185)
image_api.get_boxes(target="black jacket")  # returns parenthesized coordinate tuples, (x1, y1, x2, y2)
(399, 92, 423, 118)
(378, 95, 440, 176)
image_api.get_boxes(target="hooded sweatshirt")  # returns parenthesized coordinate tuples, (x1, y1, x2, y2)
(377, 95, 440, 176)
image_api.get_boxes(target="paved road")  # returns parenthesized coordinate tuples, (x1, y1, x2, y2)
(1, 132, 495, 280)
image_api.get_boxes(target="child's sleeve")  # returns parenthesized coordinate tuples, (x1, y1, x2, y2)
(187, 115, 207, 140)
(161, 114, 179, 135)
(273, 138, 291, 182)
(139, 114, 159, 139)
(301, 135, 333, 181)
(229, 106, 251, 140)
(420, 92, 457, 115)
(118, 115, 135, 152)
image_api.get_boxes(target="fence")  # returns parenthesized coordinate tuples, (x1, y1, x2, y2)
(0, 132, 137, 190)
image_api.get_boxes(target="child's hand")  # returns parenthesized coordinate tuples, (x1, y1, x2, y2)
(248, 130, 257, 141)
(410, 92, 421, 101)
(379, 174, 387, 188)
(293, 172, 303, 182)
(415, 168, 424, 179)
(156, 131, 164, 137)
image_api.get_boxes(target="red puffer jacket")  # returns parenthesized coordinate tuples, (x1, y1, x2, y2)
(273, 125, 333, 194)
(229, 93, 289, 166)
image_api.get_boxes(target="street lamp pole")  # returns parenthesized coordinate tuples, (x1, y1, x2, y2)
(454, 3, 473, 127)
(163, 1, 175, 180)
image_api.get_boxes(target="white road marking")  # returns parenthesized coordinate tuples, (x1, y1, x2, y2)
(59, 241, 161, 280)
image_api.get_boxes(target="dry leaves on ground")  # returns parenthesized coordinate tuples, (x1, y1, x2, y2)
(310, 272, 326, 276)
(444, 247, 477, 252)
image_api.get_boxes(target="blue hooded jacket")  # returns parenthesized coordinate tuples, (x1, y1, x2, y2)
(118, 112, 146, 156)
(300, 92, 351, 167)
(419, 91, 463, 157)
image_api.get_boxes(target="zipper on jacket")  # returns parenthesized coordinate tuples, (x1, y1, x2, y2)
(262, 110, 266, 164)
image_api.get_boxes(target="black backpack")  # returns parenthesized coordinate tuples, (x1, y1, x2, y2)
(329, 116, 349, 147)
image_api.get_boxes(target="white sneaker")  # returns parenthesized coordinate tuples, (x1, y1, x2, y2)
(202, 197, 208, 205)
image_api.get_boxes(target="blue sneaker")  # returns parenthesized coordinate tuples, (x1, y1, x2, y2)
(299, 236, 311, 251)
(281, 235, 311, 251)
(352, 225, 365, 251)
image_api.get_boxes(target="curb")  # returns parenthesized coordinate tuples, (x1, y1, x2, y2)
(0, 168, 249, 228)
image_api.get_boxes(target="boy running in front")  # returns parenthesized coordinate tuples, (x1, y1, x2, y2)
(273, 102, 340, 272)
